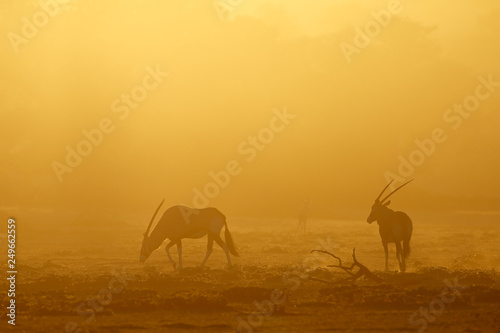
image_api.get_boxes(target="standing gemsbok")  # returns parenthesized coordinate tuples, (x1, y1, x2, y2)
(139, 200, 239, 270)
(367, 180, 413, 272)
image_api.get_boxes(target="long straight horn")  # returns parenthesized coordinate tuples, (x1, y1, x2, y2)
(380, 179, 414, 203)
(145, 199, 165, 237)
(376, 179, 394, 201)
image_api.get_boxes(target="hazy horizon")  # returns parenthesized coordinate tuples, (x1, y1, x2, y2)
(1, 0, 499, 218)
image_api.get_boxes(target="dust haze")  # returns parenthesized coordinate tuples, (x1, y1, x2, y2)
(0, 1, 499, 332)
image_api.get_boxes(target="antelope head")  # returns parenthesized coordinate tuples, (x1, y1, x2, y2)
(139, 199, 165, 263)
(367, 180, 413, 223)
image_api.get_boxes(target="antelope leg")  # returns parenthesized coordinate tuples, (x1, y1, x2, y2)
(395, 241, 405, 272)
(177, 240, 183, 270)
(214, 234, 232, 267)
(383, 242, 389, 271)
(165, 240, 177, 269)
(200, 235, 214, 267)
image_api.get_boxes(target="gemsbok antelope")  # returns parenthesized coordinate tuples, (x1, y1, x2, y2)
(296, 197, 311, 236)
(139, 200, 239, 270)
(367, 180, 413, 272)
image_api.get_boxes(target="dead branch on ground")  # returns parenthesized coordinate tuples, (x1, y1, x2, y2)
(310, 248, 383, 283)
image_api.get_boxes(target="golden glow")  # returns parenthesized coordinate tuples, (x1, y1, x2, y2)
(1, 0, 499, 217)
(1, 3, 500, 332)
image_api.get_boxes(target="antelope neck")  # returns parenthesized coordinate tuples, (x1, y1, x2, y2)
(147, 228, 168, 252)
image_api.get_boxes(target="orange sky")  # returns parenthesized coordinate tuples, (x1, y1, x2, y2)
(1, 0, 499, 217)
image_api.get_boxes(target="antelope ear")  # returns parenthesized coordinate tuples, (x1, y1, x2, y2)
(383, 200, 391, 206)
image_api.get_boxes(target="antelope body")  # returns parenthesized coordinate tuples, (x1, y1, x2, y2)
(140, 200, 239, 269)
(367, 180, 413, 272)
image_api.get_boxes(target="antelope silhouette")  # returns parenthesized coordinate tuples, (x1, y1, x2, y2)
(367, 179, 413, 272)
(140, 200, 239, 270)
(296, 197, 311, 236)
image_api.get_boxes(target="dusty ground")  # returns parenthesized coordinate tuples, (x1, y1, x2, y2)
(1, 210, 499, 332)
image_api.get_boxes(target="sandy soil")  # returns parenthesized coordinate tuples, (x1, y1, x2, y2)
(1, 210, 499, 332)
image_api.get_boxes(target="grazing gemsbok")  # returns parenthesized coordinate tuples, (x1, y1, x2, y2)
(367, 180, 414, 272)
(139, 200, 239, 270)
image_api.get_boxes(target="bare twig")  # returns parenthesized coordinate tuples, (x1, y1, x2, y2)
(310, 247, 383, 283)
(311, 249, 343, 267)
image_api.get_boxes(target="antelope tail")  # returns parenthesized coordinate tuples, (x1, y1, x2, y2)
(403, 238, 411, 260)
(224, 218, 239, 257)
